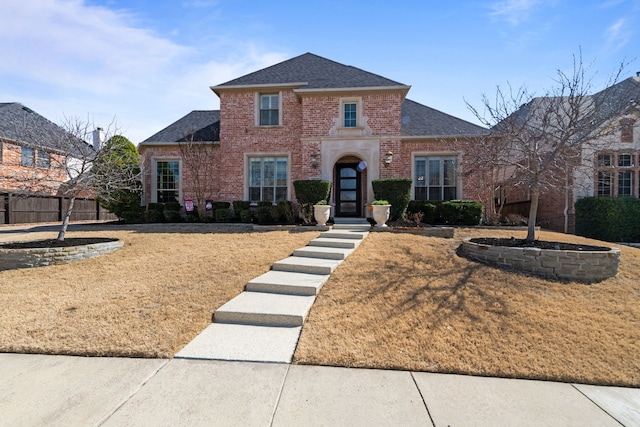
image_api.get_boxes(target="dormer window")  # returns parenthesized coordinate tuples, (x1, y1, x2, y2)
(344, 102, 357, 127)
(259, 94, 279, 126)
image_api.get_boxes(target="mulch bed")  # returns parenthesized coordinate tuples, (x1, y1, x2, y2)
(0, 238, 119, 249)
(470, 237, 613, 252)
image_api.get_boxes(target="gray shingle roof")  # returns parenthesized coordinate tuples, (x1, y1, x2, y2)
(215, 53, 407, 90)
(142, 110, 220, 143)
(401, 99, 487, 137)
(0, 103, 86, 153)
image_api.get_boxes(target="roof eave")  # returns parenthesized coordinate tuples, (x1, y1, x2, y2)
(294, 85, 411, 98)
(211, 82, 309, 96)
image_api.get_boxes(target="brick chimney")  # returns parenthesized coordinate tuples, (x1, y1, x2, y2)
(92, 127, 104, 151)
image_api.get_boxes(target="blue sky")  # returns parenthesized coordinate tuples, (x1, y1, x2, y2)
(1, 0, 638, 142)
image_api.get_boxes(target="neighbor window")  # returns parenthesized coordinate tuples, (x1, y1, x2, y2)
(248, 156, 288, 204)
(344, 102, 357, 127)
(414, 156, 457, 201)
(596, 152, 638, 197)
(21, 146, 34, 166)
(156, 160, 180, 203)
(259, 94, 279, 126)
(37, 150, 50, 168)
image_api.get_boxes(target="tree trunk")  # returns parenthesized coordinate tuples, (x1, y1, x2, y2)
(526, 184, 540, 243)
(57, 194, 76, 241)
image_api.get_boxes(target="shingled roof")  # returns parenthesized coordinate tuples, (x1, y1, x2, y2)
(401, 99, 487, 137)
(142, 110, 220, 143)
(214, 53, 408, 90)
(0, 103, 84, 152)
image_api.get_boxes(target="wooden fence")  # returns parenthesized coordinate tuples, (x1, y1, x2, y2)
(0, 192, 116, 224)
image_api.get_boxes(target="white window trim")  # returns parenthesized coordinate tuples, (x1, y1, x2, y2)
(339, 97, 363, 129)
(244, 153, 291, 203)
(255, 92, 283, 127)
(151, 157, 182, 204)
(411, 152, 461, 200)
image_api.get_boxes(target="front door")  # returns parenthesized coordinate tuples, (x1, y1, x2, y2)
(335, 163, 361, 217)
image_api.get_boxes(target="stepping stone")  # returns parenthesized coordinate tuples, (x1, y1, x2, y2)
(214, 291, 316, 327)
(246, 271, 330, 296)
(272, 256, 342, 275)
(308, 237, 362, 249)
(175, 323, 301, 363)
(293, 246, 354, 260)
(320, 230, 368, 240)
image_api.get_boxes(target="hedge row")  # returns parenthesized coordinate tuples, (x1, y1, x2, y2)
(575, 197, 640, 242)
(407, 200, 483, 226)
(372, 178, 412, 221)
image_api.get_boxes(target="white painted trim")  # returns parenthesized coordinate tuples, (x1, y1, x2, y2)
(150, 157, 182, 204)
(244, 152, 292, 202)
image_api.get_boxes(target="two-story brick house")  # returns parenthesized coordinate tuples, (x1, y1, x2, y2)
(139, 53, 488, 218)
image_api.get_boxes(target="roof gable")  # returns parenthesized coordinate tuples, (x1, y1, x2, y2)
(214, 53, 407, 90)
(142, 110, 220, 143)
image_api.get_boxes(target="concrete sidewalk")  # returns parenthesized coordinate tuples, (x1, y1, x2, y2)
(1, 353, 639, 426)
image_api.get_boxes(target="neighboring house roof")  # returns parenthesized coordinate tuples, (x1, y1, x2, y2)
(0, 102, 91, 156)
(401, 99, 487, 137)
(590, 76, 640, 124)
(142, 110, 220, 143)
(213, 52, 408, 90)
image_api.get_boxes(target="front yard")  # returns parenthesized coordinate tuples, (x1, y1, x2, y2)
(0, 224, 638, 387)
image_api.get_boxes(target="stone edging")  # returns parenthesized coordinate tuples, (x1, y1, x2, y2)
(0, 240, 124, 271)
(458, 238, 620, 282)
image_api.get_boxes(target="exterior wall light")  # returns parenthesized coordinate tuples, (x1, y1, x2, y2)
(310, 151, 319, 169)
(384, 151, 393, 166)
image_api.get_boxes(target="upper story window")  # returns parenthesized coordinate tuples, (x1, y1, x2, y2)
(37, 150, 50, 168)
(21, 146, 34, 166)
(414, 156, 458, 201)
(259, 94, 279, 126)
(344, 102, 357, 127)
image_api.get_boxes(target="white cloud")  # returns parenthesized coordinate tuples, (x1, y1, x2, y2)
(605, 18, 631, 50)
(0, 0, 288, 142)
(489, 0, 540, 25)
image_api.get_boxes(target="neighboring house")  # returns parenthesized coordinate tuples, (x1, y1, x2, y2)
(0, 102, 81, 195)
(498, 75, 640, 233)
(139, 53, 487, 217)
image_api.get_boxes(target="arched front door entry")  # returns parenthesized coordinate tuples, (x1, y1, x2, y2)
(335, 163, 362, 217)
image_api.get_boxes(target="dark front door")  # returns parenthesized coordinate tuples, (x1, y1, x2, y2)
(335, 163, 361, 217)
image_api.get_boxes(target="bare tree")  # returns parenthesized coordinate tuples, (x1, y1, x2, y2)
(11, 115, 139, 240)
(467, 53, 628, 241)
(177, 127, 218, 216)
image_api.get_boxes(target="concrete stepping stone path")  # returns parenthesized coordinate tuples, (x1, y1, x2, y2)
(175, 218, 369, 363)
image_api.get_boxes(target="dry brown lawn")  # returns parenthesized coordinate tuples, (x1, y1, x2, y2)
(0, 224, 319, 358)
(295, 228, 640, 387)
(1, 223, 639, 387)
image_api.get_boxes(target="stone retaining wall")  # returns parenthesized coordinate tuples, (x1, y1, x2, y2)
(459, 238, 620, 282)
(0, 240, 124, 271)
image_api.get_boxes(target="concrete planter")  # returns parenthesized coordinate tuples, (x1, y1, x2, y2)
(0, 239, 124, 271)
(372, 205, 391, 227)
(314, 205, 331, 226)
(458, 238, 620, 282)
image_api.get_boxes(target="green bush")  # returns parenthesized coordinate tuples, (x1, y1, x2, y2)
(256, 205, 272, 224)
(240, 209, 253, 223)
(233, 201, 251, 218)
(372, 178, 412, 221)
(185, 213, 199, 223)
(164, 210, 182, 223)
(575, 197, 640, 242)
(148, 203, 165, 213)
(294, 180, 332, 224)
(277, 200, 295, 224)
(407, 201, 437, 224)
(144, 209, 164, 223)
(215, 208, 232, 223)
(210, 201, 231, 210)
(201, 215, 215, 223)
(164, 201, 181, 212)
(439, 200, 483, 225)
(121, 210, 142, 224)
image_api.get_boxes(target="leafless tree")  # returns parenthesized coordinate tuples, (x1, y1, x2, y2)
(467, 53, 628, 241)
(177, 128, 218, 216)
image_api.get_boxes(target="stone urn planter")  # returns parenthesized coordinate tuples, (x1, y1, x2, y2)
(371, 202, 391, 227)
(313, 204, 332, 226)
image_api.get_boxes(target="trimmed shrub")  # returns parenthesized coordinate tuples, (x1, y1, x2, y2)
(144, 209, 164, 223)
(121, 210, 143, 224)
(439, 200, 483, 225)
(201, 215, 215, 223)
(148, 203, 165, 213)
(215, 208, 232, 223)
(233, 201, 251, 219)
(372, 178, 412, 221)
(185, 213, 199, 223)
(256, 205, 272, 224)
(164, 201, 181, 212)
(407, 200, 437, 224)
(211, 201, 231, 210)
(277, 200, 295, 224)
(575, 197, 640, 242)
(294, 180, 332, 224)
(164, 210, 182, 223)
(240, 209, 253, 223)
